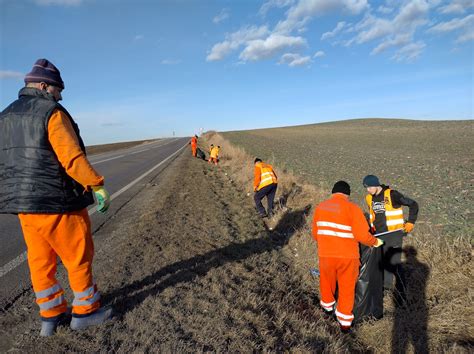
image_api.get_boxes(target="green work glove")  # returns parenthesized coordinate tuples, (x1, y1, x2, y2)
(374, 238, 384, 248)
(92, 186, 110, 213)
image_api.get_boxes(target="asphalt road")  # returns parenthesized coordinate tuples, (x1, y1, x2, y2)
(0, 137, 188, 309)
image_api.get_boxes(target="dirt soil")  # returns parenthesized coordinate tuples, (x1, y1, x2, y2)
(0, 150, 363, 352)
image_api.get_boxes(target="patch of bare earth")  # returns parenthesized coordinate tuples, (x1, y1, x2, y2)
(0, 149, 364, 352)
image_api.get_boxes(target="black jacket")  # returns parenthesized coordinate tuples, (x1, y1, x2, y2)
(0, 87, 94, 214)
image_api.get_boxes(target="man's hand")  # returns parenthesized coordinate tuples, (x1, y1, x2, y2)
(404, 222, 415, 233)
(92, 186, 110, 213)
(374, 238, 384, 248)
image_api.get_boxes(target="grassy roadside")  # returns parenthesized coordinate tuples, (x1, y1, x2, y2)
(204, 131, 473, 352)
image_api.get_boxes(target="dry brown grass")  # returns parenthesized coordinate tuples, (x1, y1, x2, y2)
(204, 131, 473, 353)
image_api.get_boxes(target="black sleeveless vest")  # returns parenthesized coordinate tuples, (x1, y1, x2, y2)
(0, 87, 94, 213)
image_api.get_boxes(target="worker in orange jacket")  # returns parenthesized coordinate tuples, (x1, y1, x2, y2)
(253, 158, 278, 218)
(209, 145, 220, 165)
(312, 181, 383, 332)
(189, 135, 198, 157)
(0, 59, 112, 336)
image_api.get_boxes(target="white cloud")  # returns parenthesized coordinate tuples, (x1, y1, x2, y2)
(239, 34, 306, 61)
(313, 50, 325, 57)
(341, 0, 433, 60)
(275, 0, 368, 34)
(391, 41, 426, 61)
(429, 14, 474, 43)
(213, 8, 230, 24)
(377, 5, 394, 14)
(438, 0, 474, 14)
(279, 53, 312, 67)
(429, 14, 474, 32)
(34, 0, 83, 5)
(321, 21, 346, 40)
(134, 34, 144, 41)
(206, 25, 270, 61)
(260, 0, 295, 16)
(0, 70, 24, 80)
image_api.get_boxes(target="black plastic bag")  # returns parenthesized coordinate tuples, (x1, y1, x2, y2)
(196, 148, 206, 160)
(353, 244, 383, 322)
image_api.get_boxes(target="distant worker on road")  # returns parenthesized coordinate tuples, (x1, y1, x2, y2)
(189, 135, 198, 157)
(253, 158, 278, 218)
(0, 59, 113, 336)
(362, 175, 419, 290)
(312, 181, 383, 333)
(209, 145, 220, 165)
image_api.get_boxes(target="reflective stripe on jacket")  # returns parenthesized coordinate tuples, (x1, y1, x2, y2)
(254, 162, 277, 191)
(312, 194, 377, 258)
(366, 188, 404, 233)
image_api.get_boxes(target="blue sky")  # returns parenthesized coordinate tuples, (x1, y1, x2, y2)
(1, 0, 473, 145)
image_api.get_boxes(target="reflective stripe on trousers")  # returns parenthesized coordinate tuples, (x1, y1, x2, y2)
(335, 309, 354, 327)
(72, 283, 101, 308)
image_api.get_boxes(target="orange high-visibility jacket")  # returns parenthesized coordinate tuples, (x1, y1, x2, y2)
(312, 194, 377, 259)
(190, 136, 197, 146)
(254, 162, 277, 191)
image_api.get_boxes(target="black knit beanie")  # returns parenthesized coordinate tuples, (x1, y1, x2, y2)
(332, 180, 351, 195)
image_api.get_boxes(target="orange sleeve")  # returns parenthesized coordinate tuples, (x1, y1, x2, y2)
(351, 204, 377, 247)
(253, 165, 261, 191)
(47, 110, 104, 190)
(311, 208, 319, 241)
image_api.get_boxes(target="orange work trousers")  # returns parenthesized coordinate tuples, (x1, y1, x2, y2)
(191, 144, 197, 157)
(319, 257, 359, 327)
(18, 208, 100, 319)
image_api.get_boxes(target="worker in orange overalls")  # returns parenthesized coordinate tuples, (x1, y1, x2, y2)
(0, 59, 113, 336)
(253, 158, 278, 218)
(189, 135, 198, 157)
(312, 181, 383, 333)
(209, 145, 220, 165)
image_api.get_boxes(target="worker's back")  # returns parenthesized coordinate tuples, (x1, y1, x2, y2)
(312, 194, 374, 259)
(210, 146, 219, 158)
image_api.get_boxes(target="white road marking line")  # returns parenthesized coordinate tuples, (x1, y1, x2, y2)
(0, 142, 187, 279)
(89, 138, 179, 165)
(92, 154, 126, 165)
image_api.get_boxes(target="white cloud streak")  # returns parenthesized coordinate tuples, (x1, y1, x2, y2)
(275, 0, 368, 34)
(429, 14, 474, 43)
(0, 70, 24, 80)
(279, 53, 312, 66)
(213, 8, 230, 24)
(438, 0, 474, 14)
(313, 50, 325, 57)
(206, 25, 270, 61)
(239, 34, 306, 61)
(321, 21, 346, 40)
(260, 0, 295, 16)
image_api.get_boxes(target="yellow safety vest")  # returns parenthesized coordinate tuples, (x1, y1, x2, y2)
(257, 163, 277, 191)
(366, 189, 404, 232)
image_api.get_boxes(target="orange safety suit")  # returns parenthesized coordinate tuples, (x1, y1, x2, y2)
(312, 193, 377, 328)
(253, 162, 277, 192)
(19, 109, 104, 319)
(190, 136, 197, 157)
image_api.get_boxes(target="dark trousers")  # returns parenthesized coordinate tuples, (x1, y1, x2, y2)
(378, 230, 404, 289)
(254, 183, 277, 217)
